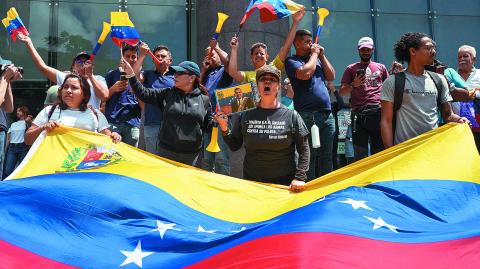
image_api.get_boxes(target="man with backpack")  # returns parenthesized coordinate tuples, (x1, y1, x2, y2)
(380, 32, 468, 148)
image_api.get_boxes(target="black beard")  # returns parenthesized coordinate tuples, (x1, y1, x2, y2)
(360, 54, 372, 62)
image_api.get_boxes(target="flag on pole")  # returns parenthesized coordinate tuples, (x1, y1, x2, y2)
(0, 123, 479, 268)
(110, 11, 140, 47)
(2, 7, 29, 42)
(239, 0, 304, 27)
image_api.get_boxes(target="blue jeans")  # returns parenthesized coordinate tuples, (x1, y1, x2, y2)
(143, 124, 161, 154)
(3, 143, 29, 178)
(299, 111, 335, 180)
(202, 128, 230, 175)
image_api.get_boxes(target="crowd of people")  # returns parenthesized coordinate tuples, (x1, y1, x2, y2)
(0, 11, 478, 189)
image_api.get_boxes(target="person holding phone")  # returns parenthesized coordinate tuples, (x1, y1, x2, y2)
(339, 37, 389, 161)
(104, 44, 142, 147)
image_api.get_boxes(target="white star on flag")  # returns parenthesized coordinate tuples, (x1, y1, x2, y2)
(120, 241, 154, 268)
(197, 225, 217, 234)
(339, 198, 373, 211)
(364, 216, 398, 233)
(232, 227, 246, 233)
(151, 220, 180, 239)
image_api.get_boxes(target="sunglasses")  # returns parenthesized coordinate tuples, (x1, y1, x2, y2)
(74, 59, 88, 65)
(175, 71, 192, 76)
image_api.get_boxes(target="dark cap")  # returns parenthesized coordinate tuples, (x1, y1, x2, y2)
(256, 64, 281, 82)
(72, 51, 91, 64)
(171, 61, 200, 76)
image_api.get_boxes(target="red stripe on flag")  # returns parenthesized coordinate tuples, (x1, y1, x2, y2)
(0, 240, 79, 269)
(186, 232, 480, 268)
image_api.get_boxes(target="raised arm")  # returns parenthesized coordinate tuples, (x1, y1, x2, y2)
(295, 44, 320, 80)
(277, 8, 305, 63)
(133, 42, 149, 83)
(227, 35, 246, 83)
(17, 33, 59, 83)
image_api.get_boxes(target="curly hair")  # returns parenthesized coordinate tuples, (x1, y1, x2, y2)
(58, 73, 91, 111)
(394, 32, 430, 63)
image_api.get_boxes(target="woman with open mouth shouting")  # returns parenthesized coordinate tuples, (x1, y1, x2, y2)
(215, 65, 310, 192)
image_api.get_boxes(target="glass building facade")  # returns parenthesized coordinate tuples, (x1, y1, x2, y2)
(1, 0, 479, 114)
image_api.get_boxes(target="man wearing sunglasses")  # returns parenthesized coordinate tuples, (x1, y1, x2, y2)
(18, 34, 108, 110)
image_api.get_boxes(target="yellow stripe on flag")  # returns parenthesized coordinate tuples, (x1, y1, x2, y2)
(8, 123, 480, 223)
(110, 11, 135, 27)
(284, 0, 304, 13)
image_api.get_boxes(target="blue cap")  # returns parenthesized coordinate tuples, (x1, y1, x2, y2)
(171, 61, 200, 76)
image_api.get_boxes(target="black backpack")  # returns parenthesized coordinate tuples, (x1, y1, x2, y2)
(392, 70, 445, 136)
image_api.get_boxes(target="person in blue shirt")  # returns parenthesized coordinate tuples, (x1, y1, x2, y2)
(105, 44, 141, 146)
(285, 29, 336, 180)
(134, 43, 175, 154)
(200, 41, 233, 175)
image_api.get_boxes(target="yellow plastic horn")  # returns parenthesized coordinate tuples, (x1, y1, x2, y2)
(206, 126, 221, 152)
(98, 22, 111, 43)
(7, 8, 18, 20)
(2, 18, 10, 28)
(317, 8, 330, 26)
(215, 12, 229, 34)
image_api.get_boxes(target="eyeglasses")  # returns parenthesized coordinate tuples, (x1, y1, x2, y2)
(420, 45, 436, 52)
(258, 77, 279, 83)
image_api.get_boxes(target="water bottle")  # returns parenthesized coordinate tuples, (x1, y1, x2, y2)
(311, 124, 321, 148)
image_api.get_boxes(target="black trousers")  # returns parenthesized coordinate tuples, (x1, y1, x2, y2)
(351, 111, 384, 161)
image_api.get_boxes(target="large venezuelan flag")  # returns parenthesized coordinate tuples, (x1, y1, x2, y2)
(110, 12, 140, 47)
(240, 0, 304, 27)
(0, 123, 479, 268)
(1, 7, 29, 42)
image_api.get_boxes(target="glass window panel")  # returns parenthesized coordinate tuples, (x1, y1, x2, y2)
(318, 12, 373, 85)
(375, 14, 430, 67)
(295, 0, 371, 12)
(432, 0, 480, 16)
(126, 0, 185, 5)
(433, 16, 480, 69)
(376, 0, 428, 14)
(58, 0, 117, 3)
(57, 2, 118, 77)
(0, 0, 51, 81)
(126, 5, 187, 69)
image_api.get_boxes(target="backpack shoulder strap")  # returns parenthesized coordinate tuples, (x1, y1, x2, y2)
(87, 105, 99, 131)
(426, 70, 445, 109)
(47, 104, 58, 121)
(393, 72, 406, 112)
(392, 72, 406, 140)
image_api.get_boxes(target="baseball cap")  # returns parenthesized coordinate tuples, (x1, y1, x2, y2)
(256, 64, 281, 82)
(358, 37, 374, 49)
(171, 61, 200, 76)
(72, 51, 91, 65)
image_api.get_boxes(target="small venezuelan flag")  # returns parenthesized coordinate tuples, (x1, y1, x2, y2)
(2, 7, 29, 42)
(240, 0, 304, 27)
(110, 11, 140, 47)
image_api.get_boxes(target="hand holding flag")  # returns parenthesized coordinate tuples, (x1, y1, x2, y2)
(2, 7, 29, 42)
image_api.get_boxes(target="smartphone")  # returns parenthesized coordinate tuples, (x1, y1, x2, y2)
(120, 71, 128, 81)
(356, 68, 366, 77)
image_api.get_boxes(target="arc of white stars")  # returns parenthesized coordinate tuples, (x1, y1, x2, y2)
(151, 220, 180, 239)
(339, 198, 373, 211)
(197, 225, 217, 234)
(364, 216, 398, 233)
(120, 241, 154, 268)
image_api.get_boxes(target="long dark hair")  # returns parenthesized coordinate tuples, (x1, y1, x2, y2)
(58, 73, 91, 111)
